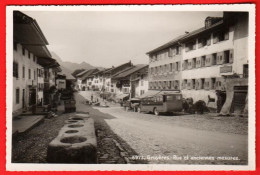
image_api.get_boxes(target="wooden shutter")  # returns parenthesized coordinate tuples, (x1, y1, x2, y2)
(187, 79, 191, 90)
(197, 79, 201, 90)
(192, 42, 196, 50)
(217, 51, 224, 65)
(213, 33, 219, 44)
(172, 47, 176, 56)
(188, 59, 192, 70)
(224, 29, 229, 40)
(207, 37, 211, 46)
(205, 78, 210, 90)
(168, 48, 173, 57)
(196, 57, 201, 68)
(229, 49, 234, 63)
(205, 54, 212, 66)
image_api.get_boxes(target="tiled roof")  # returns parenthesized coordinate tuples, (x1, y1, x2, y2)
(112, 64, 148, 79)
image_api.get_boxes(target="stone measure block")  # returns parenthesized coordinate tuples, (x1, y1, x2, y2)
(47, 113, 97, 163)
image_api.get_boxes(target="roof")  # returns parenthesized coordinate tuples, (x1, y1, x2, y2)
(82, 69, 99, 80)
(103, 61, 132, 74)
(76, 70, 88, 77)
(146, 19, 224, 55)
(112, 64, 148, 80)
(14, 11, 51, 58)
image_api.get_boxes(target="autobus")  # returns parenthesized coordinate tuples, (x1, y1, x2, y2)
(138, 91, 183, 115)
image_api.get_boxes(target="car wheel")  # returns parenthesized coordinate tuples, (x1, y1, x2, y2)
(154, 108, 159, 116)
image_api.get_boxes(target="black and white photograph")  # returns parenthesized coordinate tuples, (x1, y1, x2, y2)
(6, 5, 255, 171)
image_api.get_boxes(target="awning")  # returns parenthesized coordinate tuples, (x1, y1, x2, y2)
(116, 93, 129, 100)
(139, 90, 181, 98)
(158, 90, 181, 95)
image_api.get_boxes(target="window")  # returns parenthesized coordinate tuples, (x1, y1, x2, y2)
(13, 62, 19, 78)
(28, 52, 31, 59)
(168, 48, 173, 57)
(13, 42, 17, 51)
(176, 62, 179, 71)
(192, 58, 196, 68)
(212, 53, 217, 65)
(22, 47, 25, 55)
(140, 90, 145, 95)
(243, 64, 248, 78)
(224, 50, 230, 63)
(34, 70, 36, 80)
(28, 69, 31, 79)
(22, 66, 25, 78)
(184, 60, 188, 70)
(198, 36, 210, 48)
(176, 46, 180, 55)
(170, 63, 173, 72)
(213, 29, 229, 43)
(33, 56, 36, 62)
(183, 79, 187, 89)
(185, 40, 196, 52)
(201, 56, 206, 67)
(192, 79, 196, 89)
(16, 88, 20, 104)
(201, 78, 205, 89)
(211, 78, 216, 89)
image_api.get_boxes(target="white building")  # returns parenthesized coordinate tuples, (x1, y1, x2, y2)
(13, 11, 55, 116)
(147, 12, 249, 113)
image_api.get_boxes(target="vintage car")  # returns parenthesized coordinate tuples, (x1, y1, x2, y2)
(123, 98, 141, 112)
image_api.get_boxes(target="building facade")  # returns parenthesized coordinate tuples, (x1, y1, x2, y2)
(147, 12, 249, 112)
(13, 11, 61, 116)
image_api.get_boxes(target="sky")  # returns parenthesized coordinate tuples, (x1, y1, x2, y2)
(23, 10, 223, 68)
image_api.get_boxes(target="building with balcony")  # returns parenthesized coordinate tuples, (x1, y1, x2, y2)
(13, 11, 61, 116)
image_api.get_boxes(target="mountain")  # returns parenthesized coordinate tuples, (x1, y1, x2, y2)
(50, 52, 105, 78)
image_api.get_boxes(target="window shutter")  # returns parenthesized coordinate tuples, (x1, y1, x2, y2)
(193, 42, 196, 50)
(229, 49, 234, 63)
(172, 47, 176, 56)
(205, 78, 210, 90)
(196, 57, 201, 68)
(217, 52, 223, 65)
(188, 79, 192, 90)
(168, 48, 173, 57)
(197, 79, 201, 90)
(224, 30, 229, 40)
(206, 54, 212, 66)
(207, 37, 211, 46)
(188, 59, 192, 70)
(213, 33, 218, 44)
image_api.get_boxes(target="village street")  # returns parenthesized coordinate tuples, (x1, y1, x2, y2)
(77, 91, 248, 164)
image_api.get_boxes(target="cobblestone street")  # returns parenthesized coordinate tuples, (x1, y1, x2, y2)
(78, 91, 248, 164)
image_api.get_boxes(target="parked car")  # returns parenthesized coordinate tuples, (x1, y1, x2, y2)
(123, 98, 141, 112)
(138, 92, 183, 115)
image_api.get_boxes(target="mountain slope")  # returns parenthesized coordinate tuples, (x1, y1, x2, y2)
(51, 52, 104, 75)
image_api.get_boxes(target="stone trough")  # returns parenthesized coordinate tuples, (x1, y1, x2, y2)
(47, 113, 97, 163)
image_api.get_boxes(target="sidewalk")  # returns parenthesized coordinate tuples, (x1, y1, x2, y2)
(12, 103, 65, 136)
(12, 115, 45, 135)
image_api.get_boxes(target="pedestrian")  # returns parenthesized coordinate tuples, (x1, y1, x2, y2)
(91, 94, 93, 102)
